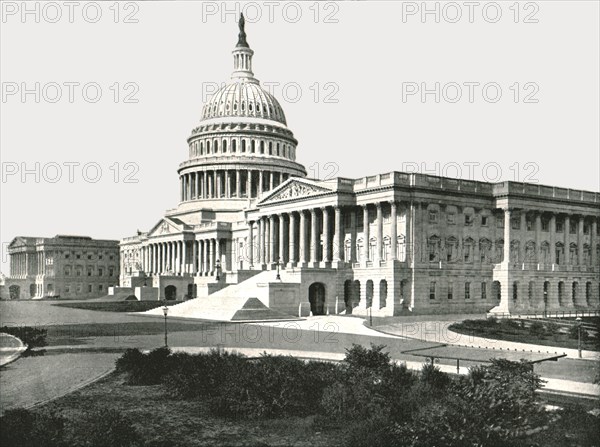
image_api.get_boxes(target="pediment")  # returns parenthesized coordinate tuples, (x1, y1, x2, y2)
(259, 179, 332, 205)
(8, 237, 32, 249)
(147, 218, 185, 237)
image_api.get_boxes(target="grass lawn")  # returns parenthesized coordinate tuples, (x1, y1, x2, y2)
(53, 301, 179, 313)
(450, 318, 600, 351)
(41, 372, 347, 447)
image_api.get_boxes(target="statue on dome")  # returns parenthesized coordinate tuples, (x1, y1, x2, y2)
(237, 13, 249, 47)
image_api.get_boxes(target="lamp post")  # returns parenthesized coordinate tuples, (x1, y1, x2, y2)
(215, 259, 221, 281)
(276, 257, 281, 280)
(576, 316, 582, 358)
(162, 303, 169, 347)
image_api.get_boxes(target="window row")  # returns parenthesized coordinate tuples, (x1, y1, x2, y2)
(64, 266, 116, 277)
(189, 138, 295, 159)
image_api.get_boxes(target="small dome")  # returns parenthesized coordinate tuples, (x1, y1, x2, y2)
(201, 81, 287, 125)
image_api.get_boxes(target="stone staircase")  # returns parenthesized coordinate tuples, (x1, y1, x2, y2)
(144, 269, 302, 321)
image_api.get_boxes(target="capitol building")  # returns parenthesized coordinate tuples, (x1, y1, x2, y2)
(118, 16, 600, 318)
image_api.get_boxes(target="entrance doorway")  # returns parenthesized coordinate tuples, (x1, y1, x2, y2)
(165, 285, 177, 300)
(308, 282, 326, 315)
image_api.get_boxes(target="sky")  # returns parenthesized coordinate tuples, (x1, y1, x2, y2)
(1, 0, 599, 274)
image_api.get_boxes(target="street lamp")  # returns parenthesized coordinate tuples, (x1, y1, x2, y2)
(215, 259, 221, 281)
(276, 257, 282, 280)
(576, 316, 582, 358)
(162, 303, 169, 347)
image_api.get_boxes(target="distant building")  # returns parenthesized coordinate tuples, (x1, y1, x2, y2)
(2, 235, 120, 299)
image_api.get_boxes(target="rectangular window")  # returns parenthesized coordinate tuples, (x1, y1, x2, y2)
(99, 254, 103, 260)
(87, 268, 93, 277)
(98, 284, 103, 291)
(542, 220, 549, 231)
(65, 285, 70, 293)
(98, 268, 103, 276)
(65, 254, 70, 259)
(481, 282, 487, 299)
(87, 255, 92, 260)
(64, 268, 70, 276)
(556, 220, 563, 232)
(447, 213, 455, 224)
(481, 216, 488, 226)
(584, 224, 590, 235)
(88, 284, 92, 293)
(109, 255, 114, 260)
(570, 221, 577, 234)
(526, 219, 533, 231)
(464, 215, 473, 226)
(447, 283, 453, 300)
(429, 211, 438, 223)
(429, 282, 436, 300)
(511, 218, 520, 230)
(465, 282, 470, 299)
(496, 218, 504, 229)
(109, 267, 114, 277)
(76, 254, 81, 259)
(76, 270, 81, 277)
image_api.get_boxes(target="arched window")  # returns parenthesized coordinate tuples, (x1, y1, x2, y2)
(206, 140, 211, 153)
(492, 281, 501, 301)
(528, 281, 535, 303)
(572, 281, 578, 305)
(366, 280, 374, 308)
(214, 140, 218, 153)
(512, 281, 518, 302)
(251, 140, 256, 153)
(260, 140, 265, 154)
(356, 238, 364, 262)
(558, 281, 564, 306)
(269, 141, 273, 155)
(382, 236, 391, 261)
(585, 282, 592, 306)
(379, 280, 387, 309)
(397, 234, 406, 261)
(241, 140, 246, 153)
(222, 139, 227, 153)
(464, 282, 470, 299)
(200, 142, 204, 155)
(232, 139, 237, 153)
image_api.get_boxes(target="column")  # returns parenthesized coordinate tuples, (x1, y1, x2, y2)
(258, 170, 264, 196)
(195, 172, 199, 199)
(225, 170, 230, 198)
(269, 215, 276, 265)
(549, 214, 556, 265)
(202, 171, 208, 199)
(278, 214, 286, 264)
(322, 207, 330, 263)
(376, 203, 383, 262)
(299, 211, 307, 264)
(578, 216, 584, 266)
(203, 240, 209, 275)
(535, 212, 542, 263)
(192, 240, 197, 274)
(564, 215, 570, 265)
(288, 212, 297, 265)
(350, 208, 357, 263)
(180, 177, 184, 201)
(591, 218, 598, 267)
(333, 206, 342, 262)
(182, 241, 187, 274)
(310, 209, 319, 264)
(270, 171, 274, 190)
(259, 217, 265, 265)
(390, 201, 398, 261)
(208, 239, 214, 274)
(362, 205, 370, 265)
(503, 208, 511, 264)
(519, 211, 527, 263)
(236, 170, 241, 198)
(247, 170, 253, 198)
(248, 222, 255, 267)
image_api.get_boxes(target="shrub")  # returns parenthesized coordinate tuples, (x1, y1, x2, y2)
(528, 320, 546, 337)
(0, 408, 65, 447)
(1, 326, 47, 349)
(419, 362, 450, 389)
(116, 347, 173, 385)
(344, 343, 390, 373)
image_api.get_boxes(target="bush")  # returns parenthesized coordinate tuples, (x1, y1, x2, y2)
(528, 320, 546, 337)
(0, 408, 65, 447)
(344, 343, 390, 372)
(115, 347, 173, 385)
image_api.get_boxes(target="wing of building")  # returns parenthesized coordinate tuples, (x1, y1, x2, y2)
(2, 235, 120, 300)
(116, 17, 600, 318)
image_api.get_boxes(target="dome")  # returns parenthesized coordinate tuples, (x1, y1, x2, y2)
(201, 81, 287, 125)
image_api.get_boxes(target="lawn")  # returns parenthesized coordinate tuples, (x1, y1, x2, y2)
(40, 371, 346, 447)
(450, 318, 600, 351)
(53, 300, 179, 313)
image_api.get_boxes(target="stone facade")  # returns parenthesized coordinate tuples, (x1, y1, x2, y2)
(119, 19, 600, 316)
(2, 235, 120, 299)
